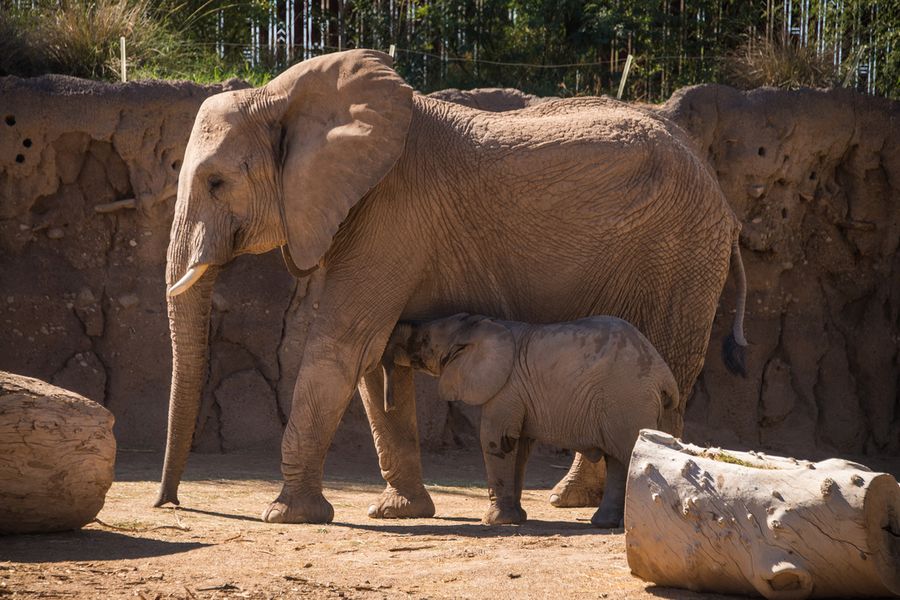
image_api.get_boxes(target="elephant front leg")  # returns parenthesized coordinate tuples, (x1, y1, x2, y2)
(359, 366, 435, 519)
(262, 346, 359, 524)
(480, 404, 527, 525)
(549, 452, 606, 508)
(590, 456, 626, 529)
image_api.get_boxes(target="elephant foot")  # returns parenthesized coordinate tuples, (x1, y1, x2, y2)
(590, 506, 623, 529)
(262, 489, 334, 524)
(367, 484, 435, 519)
(482, 503, 526, 525)
(549, 479, 603, 508)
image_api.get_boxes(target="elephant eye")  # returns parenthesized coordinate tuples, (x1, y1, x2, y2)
(441, 344, 468, 367)
(207, 175, 224, 194)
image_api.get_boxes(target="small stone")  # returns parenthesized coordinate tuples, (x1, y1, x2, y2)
(746, 184, 766, 198)
(312, 302, 319, 310)
(211, 292, 230, 312)
(751, 217, 763, 224)
(128, 239, 137, 247)
(77, 288, 96, 305)
(118, 294, 139, 309)
(18, 223, 29, 231)
(40, 326, 49, 335)
(47, 228, 65, 240)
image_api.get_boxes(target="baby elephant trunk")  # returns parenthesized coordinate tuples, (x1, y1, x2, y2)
(656, 366, 682, 436)
(382, 322, 415, 412)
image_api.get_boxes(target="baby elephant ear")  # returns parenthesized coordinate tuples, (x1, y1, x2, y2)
(438, 319, 515, 406)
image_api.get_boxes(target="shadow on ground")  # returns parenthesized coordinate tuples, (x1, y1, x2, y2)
(332, 517, 618, 539)
(0, 529, 208, 563)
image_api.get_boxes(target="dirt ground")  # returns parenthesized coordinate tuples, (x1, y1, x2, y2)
(0, 444, 753, 600)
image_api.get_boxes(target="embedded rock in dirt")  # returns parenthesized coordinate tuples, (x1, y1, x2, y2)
(1, 75, 897, 461)
(0, 371, 115, 534)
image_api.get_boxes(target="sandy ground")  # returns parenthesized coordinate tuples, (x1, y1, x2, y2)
(1, 446, 753, 600)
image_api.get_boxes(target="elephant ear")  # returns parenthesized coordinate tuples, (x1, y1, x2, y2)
(438, 318, 516, 406)
(265, 49, 413, 271)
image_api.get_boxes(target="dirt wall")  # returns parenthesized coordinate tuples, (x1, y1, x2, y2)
(0, 76, 896, 459)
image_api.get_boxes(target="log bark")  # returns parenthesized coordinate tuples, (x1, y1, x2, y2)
(625, 430, 900, 599)
(0, 372, 116, 534)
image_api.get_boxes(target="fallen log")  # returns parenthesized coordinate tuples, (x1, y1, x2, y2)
(625, 429, 900, 599)
(0, 372, 116, 534)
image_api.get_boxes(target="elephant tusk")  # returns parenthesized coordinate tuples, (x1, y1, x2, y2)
(166, 263, 210, 297)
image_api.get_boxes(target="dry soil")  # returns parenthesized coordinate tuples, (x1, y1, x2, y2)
(0, 447, 744, 600)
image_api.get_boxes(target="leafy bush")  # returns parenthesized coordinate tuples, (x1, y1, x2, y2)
(725, 35, 853, 91)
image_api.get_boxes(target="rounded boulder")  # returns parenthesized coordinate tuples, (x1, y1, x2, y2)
(0, 371, 116, 534)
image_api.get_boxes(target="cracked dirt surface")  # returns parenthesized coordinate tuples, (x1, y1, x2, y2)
(0, 447, 749, 600)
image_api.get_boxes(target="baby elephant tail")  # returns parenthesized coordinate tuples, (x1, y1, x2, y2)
(722, 237, 749, 377)
(657, 366, 682, 436)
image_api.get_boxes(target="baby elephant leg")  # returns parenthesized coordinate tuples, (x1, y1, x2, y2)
(512, 437, 534, 521)
(480, 403, 527, 525)
(591, 455, 627, 529)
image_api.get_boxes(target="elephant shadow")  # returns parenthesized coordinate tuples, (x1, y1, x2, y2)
(331, 517, 620, 538)
(0, 529, 209, 563)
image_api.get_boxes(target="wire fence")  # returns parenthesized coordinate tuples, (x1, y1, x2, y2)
(3, 0, 895, 100)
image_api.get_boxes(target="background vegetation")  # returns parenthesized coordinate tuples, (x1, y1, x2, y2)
(1, 0, 897, 100)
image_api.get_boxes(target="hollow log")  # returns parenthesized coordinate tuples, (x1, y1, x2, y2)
(625, 430, 900, 599)
(0, 372, 116, 534)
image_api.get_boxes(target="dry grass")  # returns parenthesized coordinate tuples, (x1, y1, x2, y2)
(725, 35, 851, 91)
(38, 0, 179, 80)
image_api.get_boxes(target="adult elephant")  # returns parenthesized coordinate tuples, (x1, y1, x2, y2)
(154, 49, 747, 523)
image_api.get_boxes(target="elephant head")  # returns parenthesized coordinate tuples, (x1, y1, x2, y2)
(384, 314, 516, 408)
(155, 50, 414, 507)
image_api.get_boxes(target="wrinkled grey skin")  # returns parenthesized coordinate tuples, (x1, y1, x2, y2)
(157, 49, 747, 524)
(384, 314, 680, 527)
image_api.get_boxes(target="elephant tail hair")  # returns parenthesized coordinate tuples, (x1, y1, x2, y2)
(722, 237, 748, 377)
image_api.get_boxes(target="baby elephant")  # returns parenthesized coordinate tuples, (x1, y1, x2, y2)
(382, 313, 680, 527)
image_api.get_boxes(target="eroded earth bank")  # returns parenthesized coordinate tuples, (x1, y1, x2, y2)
(0, 76, 898, 461)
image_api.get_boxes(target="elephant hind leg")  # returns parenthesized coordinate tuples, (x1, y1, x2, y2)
(359, 366, 435, 519)
(549, 452, 606, 508)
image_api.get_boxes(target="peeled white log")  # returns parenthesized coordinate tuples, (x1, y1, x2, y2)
(0, 372, 116, 534)
(625, 430, 900, 599)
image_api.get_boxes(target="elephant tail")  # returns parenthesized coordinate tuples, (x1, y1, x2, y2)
(721, 237, 748, 377)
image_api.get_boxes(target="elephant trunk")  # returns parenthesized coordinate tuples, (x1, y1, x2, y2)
(155, 195, 223, 508)
(154, 271, 217, 507)
(381, 322, 415, 412)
